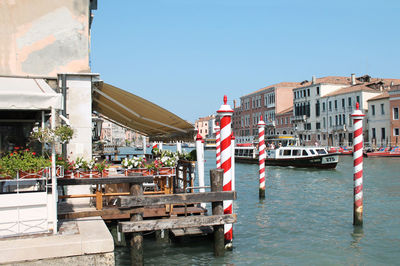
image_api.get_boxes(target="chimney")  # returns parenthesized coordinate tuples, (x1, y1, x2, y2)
(233, 99, 237, 108)
(312, 75, 316, 84)
(351, 73, 356, 85)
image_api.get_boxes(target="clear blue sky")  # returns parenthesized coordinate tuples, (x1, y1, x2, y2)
(91, 0, 400, 123)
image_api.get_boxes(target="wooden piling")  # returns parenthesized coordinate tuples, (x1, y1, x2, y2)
(129, 182, 144, 266)
(210, 169, 224, 256)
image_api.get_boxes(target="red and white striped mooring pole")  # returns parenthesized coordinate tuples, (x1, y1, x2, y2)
(257, 115, 266, 199)
(351, 102, 365, 226)
(215, 124, 221, 169)
(217, 95, 233, 249)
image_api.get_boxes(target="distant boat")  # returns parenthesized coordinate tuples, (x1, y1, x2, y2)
(235, 145, 339, 169)
(204, 138, 216, 149)
(364, 146, 400, 157)
(234, 135, 339, 169)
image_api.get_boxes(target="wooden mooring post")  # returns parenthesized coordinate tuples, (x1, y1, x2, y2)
(129, 181, 144, 266)
(210, 168, 224, 256)
(117, 170, 237, 263)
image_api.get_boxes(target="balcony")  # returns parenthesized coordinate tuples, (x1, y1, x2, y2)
(292, 115, 306, 122)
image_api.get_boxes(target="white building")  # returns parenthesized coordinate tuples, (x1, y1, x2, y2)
(367, 92, 390, 147)
(293, 76, 352, 145)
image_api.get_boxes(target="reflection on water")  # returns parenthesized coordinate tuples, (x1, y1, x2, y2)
(351, 226, 364, 250)
(115, 153, 400, 265)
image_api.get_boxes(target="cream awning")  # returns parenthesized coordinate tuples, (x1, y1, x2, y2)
(0, 77, 62, 110)
(92, 82, 194, 140)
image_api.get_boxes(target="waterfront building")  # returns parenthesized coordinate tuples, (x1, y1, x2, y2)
(293, 75, 352, 146)
(293, 74, 400, 146)
(389, 85, 400, 146)
(275, 107, 294, 136)
(195, 115, 217, 139)
(235, 82, 300, 144)
(367, 92, 390, 148)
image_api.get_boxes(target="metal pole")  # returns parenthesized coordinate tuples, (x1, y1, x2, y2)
(257, 116, 266, 198)
(217, 95, 233, 250)
(142, 135, 146, 156)
(215, 125, 221, 168)
(231, 134, 235, 193)
(176, 141, 182, 153)
(51, 107, 58, 234)
(351, 102, 365, 226)
(41, 111, 45, 156)
(195, 132, 205, 208)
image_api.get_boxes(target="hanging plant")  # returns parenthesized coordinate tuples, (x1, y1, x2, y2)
(30, 125, 74, 144)
(54, 125, 74, 144)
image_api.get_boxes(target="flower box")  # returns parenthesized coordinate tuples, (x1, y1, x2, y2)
(18, 169, 46, 179)
(76, 170, 106, 178)
(125, 168, 154, 176)
(157, 167, 175, 176)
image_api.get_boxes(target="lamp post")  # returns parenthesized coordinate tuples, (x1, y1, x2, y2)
(92, 117, 103, 141)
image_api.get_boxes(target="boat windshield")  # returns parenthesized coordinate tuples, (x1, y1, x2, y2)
(316, 149, 327, 155)
(302, 150, 309, 156)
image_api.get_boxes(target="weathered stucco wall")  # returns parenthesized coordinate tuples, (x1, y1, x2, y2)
(0, 0, 90, 77)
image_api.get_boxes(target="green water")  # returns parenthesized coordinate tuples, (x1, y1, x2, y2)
(115, 151, 400, 265)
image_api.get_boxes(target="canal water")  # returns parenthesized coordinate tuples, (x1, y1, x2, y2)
(115, 150, 400, 265)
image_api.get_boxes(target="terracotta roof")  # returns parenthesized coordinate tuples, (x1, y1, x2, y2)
(367, 91, 389, 101)
(242, 82, 301, 97)
(196, 115, 214, 122)
(322, 84, 379, 97)
(295, 76, 400, 90)
(277, 106, 293, 115)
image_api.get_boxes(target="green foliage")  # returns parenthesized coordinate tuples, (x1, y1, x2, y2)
(54, 125, 74, 143)
(0, 149, 51, 178)
(30, 125, 74, 144)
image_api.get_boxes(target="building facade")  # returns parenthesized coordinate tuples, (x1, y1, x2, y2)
(275, 107, 294, 136)
(367, 92, 390, 148)
(195, 115, 216, 139)
(235, 82, 300, 144)
(389, 85, 400, 146)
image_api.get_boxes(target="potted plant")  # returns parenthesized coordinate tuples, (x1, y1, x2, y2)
(30, 125, 74, 144)
(93, 160, 109, 177)
(123, 156, 148, 176)
(0, 148, 51, 179)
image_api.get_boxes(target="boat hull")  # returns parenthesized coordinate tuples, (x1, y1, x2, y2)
(235, 154, 339, 169)
(364, 152, 400, 157)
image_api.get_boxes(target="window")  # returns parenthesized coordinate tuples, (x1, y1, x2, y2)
(329, 101, 332, 111)
(356, 96, 360, 105)
(372, 128, 376, 139)
(381, 128, 386, 140)
(348, 97, 352, 107)
(335, 115, 338, 125)
(371, 105, 375, 116)
(316, 87, 320, 95)
(307, 89, 310, 97)
(394, 107, 399, 120)
(394, 128, 399, 136)
(283, 150, 291, 156)
(329, 116, 332, 127)
(285, 117, 288, 124)
(316, 122, 320, 129)
(323, 134, 326, 140)
(339, 115, 342, 125)
(302, 150, 308, 156)
(343, 114, 346, 125)
(316, 101, 320, 117)
(381, 104, 385, 115)
(342, 98, 345, 109)
(292, 149, 300, 156)
(334, 100, 338, 110)
(322, 102, 326, 112)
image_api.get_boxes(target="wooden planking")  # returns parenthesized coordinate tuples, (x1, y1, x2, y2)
(118, 191, 236, 207)
(119, 214, 237, 233)
(170, 226, 214, 237)
(58, 207, 143, 219)
(57, 176, 153, 185)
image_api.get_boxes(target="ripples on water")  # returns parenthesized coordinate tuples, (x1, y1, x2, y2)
(115, 152, 400, 265)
